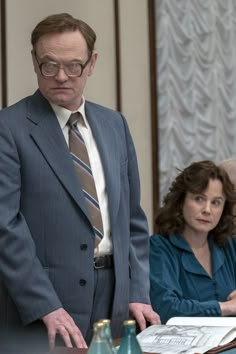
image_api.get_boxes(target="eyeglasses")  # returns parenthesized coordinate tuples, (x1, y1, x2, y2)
(34, 53, 92, 78)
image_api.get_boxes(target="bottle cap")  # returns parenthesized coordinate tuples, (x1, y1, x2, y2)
(93, 321, 105, 329)
(123, 319, 136, 326)
(100, 319, 111, 324)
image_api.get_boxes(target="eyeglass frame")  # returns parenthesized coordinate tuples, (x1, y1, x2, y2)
(34, 52, 92, 78)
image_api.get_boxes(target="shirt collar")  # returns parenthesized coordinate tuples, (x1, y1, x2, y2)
(169, 234, 192, 252)
(170, 234, 225, 275)
(50, 97, 88, 129)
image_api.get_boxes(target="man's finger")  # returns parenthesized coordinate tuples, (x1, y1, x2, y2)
(48, 329, 56, 349)
(62, 324, 87, 348)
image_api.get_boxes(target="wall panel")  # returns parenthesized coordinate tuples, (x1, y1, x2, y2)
(118, 0, 153, 231)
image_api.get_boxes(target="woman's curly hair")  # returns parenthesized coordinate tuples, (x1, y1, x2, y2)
(155, 160, 236, 246)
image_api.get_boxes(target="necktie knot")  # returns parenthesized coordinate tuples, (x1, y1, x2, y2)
(68, 112, 79, 127)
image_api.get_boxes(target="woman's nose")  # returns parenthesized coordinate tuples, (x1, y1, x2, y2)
(202, 201, 211, 214)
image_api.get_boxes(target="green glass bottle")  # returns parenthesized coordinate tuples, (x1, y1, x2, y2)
(87, 322, 113, 354)
(117, 320, 143, 354)
(100, 319, 117, 354)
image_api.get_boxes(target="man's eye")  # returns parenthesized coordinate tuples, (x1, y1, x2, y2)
(67, 62, 81, 71)
(44, 62, 58, 69)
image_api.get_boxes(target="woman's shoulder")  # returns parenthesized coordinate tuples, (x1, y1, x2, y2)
(150, 234, 175, 249)
(150, 233, 168, 242)
(149, 234, 186, 266)
(224, 235, 236, 253)
(150, 233, 191, 253)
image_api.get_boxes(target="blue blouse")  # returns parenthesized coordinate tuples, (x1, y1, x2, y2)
(150, 234, 236, 324)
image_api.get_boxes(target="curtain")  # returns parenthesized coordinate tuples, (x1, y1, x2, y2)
(155, 0, 236, 202)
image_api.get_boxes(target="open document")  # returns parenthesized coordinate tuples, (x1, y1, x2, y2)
(137, 318, 236, 354)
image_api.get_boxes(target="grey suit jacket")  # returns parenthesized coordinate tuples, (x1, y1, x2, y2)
(0, 90, 150, 339)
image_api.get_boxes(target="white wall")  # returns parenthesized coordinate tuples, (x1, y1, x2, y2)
(6, 0, 116, 109)
(5, 0, 153, 232)
(119, 0, 153, 231)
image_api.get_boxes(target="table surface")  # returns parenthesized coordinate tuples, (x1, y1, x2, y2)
(49, 347, 236, 354)
(51, 349, 87, 354)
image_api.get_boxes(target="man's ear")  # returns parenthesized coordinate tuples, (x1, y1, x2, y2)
(31, 50, 38, 74)
(87, 51, 98, 76)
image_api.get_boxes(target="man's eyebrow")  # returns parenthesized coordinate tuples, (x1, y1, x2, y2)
(39, 55, 83, 63)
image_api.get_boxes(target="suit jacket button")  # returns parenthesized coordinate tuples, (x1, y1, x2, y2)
(79, 279, 87, 286)
(80, 244, 88, 250)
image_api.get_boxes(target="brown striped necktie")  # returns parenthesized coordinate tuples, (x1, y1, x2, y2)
(68, 113, 104, 247)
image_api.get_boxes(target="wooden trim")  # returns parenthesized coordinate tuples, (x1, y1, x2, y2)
(114, 0, 122, 111)
(148, 0, 159, 232)
(0, 0, 6, 107)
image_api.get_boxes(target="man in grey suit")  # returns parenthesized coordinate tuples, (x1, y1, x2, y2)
(0, 13, 160, 351)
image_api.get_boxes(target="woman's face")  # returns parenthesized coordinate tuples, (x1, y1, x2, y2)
(182, 178, 226, 238)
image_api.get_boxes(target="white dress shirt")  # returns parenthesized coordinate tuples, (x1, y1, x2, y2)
(50, 100, 112, 256)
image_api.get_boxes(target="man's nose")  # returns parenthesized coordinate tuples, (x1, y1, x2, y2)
(55, 67, 69, 81)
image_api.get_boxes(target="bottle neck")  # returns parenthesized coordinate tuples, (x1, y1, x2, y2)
(124, 325, 136, 336)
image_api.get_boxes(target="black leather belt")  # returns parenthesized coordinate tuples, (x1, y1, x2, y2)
(94, 255, 114, 269)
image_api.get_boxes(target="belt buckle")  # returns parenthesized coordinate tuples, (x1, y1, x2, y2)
(94, 256, 105, 269)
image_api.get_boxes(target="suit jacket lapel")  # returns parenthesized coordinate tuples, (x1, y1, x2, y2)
(85, 103, 120, 226)
(27, 91, 91, 222)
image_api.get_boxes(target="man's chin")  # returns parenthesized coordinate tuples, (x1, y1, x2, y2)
(42, 91, 80, 110)
(47, 95, 70, 107)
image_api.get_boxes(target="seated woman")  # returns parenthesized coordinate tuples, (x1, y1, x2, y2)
(150, 160, 236, 324)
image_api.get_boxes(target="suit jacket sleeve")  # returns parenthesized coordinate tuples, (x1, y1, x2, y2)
(0, 117, 62, 325)
(122, 117, 151, 304)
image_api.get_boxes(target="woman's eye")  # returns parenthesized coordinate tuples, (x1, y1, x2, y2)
(195, 196, 203, 202)
(212, 200, 221, 206)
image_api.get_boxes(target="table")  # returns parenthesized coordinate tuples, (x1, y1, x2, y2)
(51, 349, 87, 354)
(49, 347, 236, 354)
